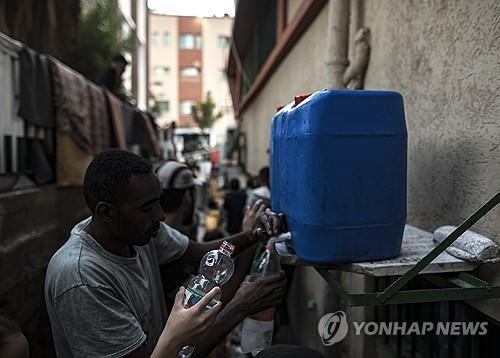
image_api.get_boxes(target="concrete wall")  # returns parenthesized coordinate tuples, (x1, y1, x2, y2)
(0, 186, 89, 357)
(240, 0, 500, 354)
(287, 0, 304, 24)
(362, 0, 500, 239)
(362, 0, 500, 323)
(241, 8, 330, 174)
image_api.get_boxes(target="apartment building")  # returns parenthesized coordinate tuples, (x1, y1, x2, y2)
(149, 13, 234, 146)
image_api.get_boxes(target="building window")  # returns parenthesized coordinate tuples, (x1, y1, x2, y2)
(180, 34, 202, 49)
(154, 66, 170, 76)
(180, 67, 201, 77)
(157, 101, 170, 114)
(163, 32, 170, 46)
(152, 81, 163, 86)
(218, 35, 230, 48)
(180, 100, 197, 115)
(194, 34, 202, 49)
(180, 34, 194, 49)
(152, 31, 159, 46)
(219, 69, 227, 80)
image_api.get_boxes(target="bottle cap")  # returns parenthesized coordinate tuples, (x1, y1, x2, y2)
(219, 241, 235, 257)
(294, 93, 312, 106)
(265, 243, 275, 252)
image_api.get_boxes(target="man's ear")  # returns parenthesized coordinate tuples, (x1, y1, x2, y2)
(95, 201, 118, 223)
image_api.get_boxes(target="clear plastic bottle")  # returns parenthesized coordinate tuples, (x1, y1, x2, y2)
(240, 242, 281, 355)
(178, 241, 235, 358)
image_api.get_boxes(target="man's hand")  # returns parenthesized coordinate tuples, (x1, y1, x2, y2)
(154, 286, 222, 355)
(186, 274, 286, 358)
(251, 208, 286, 242)
(242, 200, 268, 232)
(231, 272, 287, 317)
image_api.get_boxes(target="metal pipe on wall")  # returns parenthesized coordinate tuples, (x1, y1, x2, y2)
(326, 0, 350, 88)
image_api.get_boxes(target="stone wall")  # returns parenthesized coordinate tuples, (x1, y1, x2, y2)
(0, 186, 89, 357)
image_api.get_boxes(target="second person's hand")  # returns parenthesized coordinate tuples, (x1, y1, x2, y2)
(231, 272, 286, 317)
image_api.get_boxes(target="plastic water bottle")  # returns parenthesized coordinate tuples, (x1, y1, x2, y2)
(240, 242, 281, 355)
(178, 241, 236, 358)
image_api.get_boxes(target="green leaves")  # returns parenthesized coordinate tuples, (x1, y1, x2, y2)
(191, 92, 223, 129)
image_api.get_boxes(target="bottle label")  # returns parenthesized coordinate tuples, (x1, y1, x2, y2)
(250, 307, 275, 321)
(183, 287, 218, 311)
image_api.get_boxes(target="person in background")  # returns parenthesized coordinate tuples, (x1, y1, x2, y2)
(204, 198, 224, 242)
(247, 175, 260, 190)
(97, 53, 128, 96)
(223, 178, 247, 235)
(0, 316, 29, 358)
(164, 121, 177, 160)
(157, 161, 201, 236)
(247, 166, 271, 208)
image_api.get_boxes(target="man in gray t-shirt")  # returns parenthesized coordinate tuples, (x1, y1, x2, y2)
(45, 218, 188, 357)
(45, 150, 286, 358)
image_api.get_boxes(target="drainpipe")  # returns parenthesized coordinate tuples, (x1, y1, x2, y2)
(326, 0, 350, 88)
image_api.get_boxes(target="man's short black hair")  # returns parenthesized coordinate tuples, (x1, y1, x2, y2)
(111, 53, 128, 65)
(84, 149, 152, 213)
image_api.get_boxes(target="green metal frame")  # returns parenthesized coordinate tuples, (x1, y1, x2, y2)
(316, 192, 500, 306)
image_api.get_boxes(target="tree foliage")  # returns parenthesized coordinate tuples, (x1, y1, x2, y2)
(191, 92, 223, 129)
(68, 0, 134, 82)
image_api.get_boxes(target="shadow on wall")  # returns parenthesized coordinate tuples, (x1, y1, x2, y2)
(408, 134, 499, 238)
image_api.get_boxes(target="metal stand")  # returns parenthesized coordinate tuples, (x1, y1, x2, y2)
(315, 192, 500, 306)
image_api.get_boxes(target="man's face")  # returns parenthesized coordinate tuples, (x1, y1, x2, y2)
(111, 173, 165, 246)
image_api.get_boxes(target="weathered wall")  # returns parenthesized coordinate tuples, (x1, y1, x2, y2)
(287, 0, 304, 24)
(363, 0, 500, 240)
(241, 8, 330, 175)
(0, 186, 89, 357)
(240, 0, 500, 353)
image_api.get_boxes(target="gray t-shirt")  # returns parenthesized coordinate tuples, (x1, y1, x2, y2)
(45, 217, 189, 358)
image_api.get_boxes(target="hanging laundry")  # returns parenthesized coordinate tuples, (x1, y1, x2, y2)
(87, 82, 111, 154)
(49, 57, 95, 186)
(137, 111, 161, 158)
(49, 57, 93, 154)
(104, 89, 127, 150)
(56, 132, 92, 186)
(26, 138, 54, 184)
(122, 105, 161, 158)
(122, 102, 137, 146)
(18, 47, 55, 128)
(0, 32, 23, 176)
